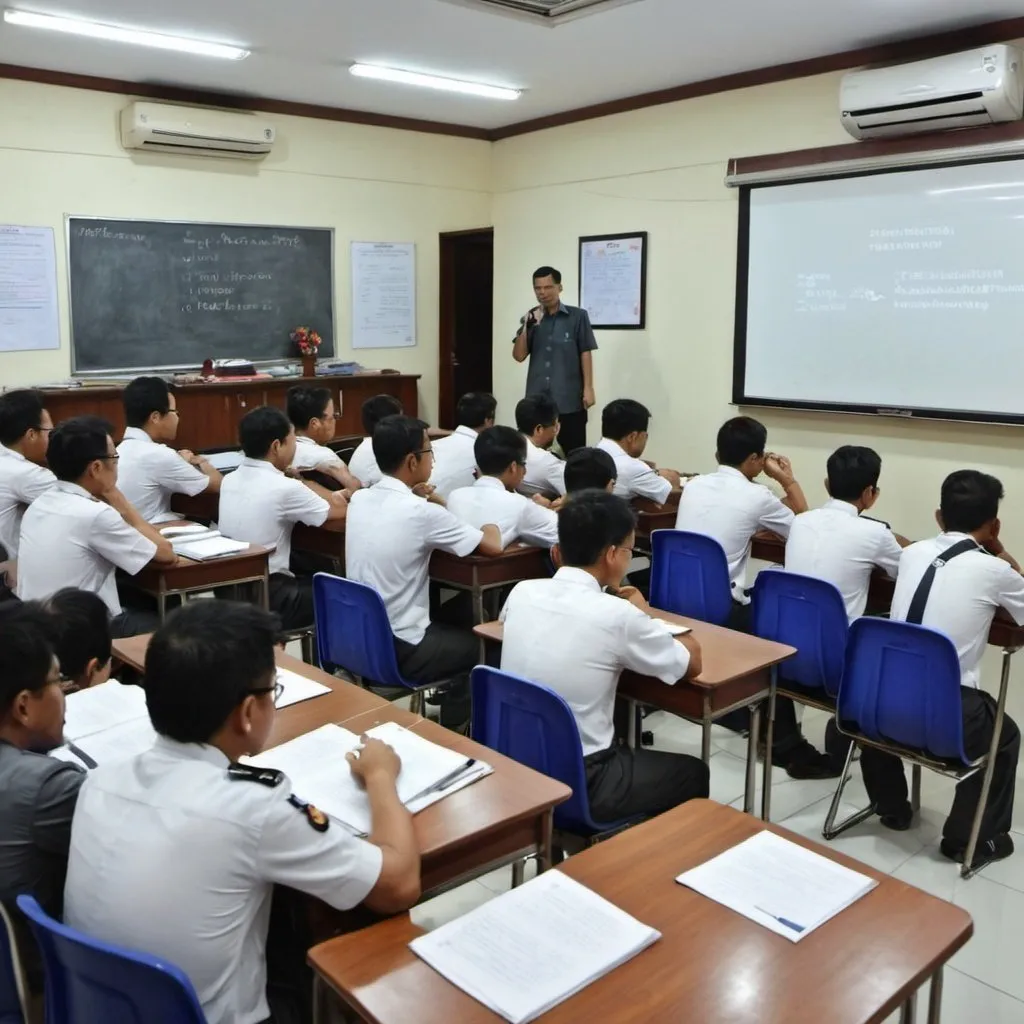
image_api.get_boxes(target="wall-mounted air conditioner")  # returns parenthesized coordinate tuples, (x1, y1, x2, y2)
(120, 102, 276, 159)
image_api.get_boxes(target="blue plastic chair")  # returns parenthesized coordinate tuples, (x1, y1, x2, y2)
(649, 530, 733, 625)
(823, 618, 1000, 878)
(471, 666, 641, 857)
(15, 895, 206, 1024)
(0, 904, 26, 1024)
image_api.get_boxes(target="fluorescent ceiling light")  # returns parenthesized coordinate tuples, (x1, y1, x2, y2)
(3, 9, 250, 60)
(350, 63, 520, 100)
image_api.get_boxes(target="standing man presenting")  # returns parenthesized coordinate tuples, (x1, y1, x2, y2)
(513, 266, 597, 455)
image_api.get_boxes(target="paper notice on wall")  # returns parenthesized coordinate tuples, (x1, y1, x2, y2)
(579, 234, 646, 328)
(0, 225, 60, 352)
(350, 241, 416, 349)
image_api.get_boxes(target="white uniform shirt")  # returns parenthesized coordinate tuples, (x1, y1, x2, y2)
(17, 482, 157, 615)
(785, 499, 903, 621)
(891, 532, 1024, 689)
(596, 438, 672, 505)
(500, 567, 690, 755)
(518, 437, 566, 498)
(219, 458, 329, 575)
(348, 437, 381, 488)
(429, 425, 479, 499)
(674, 465, 795, 594)
(116, 427, 211, 524)
(291, 435, 344, 473)
(447, 476, 558, 549)
(64, 737, 382, 1024)
(345, 476, 483, 644)
(0, 445, 55, 558)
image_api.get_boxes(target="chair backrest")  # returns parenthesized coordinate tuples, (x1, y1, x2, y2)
(838, 618, 968, 762)
(0, 903, 26, 1024)
(14, 896, 206, 1024)
(313, 573, 408, 688)
(470, 666, 618, 833)
(751, 569, 849, 697)
(649, 530, 734, 625)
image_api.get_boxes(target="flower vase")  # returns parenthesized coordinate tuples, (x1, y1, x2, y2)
(301, 353, 316, 378)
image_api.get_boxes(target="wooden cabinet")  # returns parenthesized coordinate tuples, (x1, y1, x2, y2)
(41, 374, 420, 451)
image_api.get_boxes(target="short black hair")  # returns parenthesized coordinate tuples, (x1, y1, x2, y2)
(0, 602, 56, 716)
(475, 425, 526, 476)
(558, 490, 636, 567)
(145, 601, 280, 743)
(515, 394, 559, 435)
(940, 470, 1004, 534)
(46, 416, 114, 482)
(123, 376, 174, 428)
(361, 394, 403, 434)
(533, 266, 562, 285)
(564, 447, 616, 494)
(455, 392, 497, 430)
(287, 385, 333, 430)
(373, 415, 429, 475)
(717, 416, 767, 467)
(45, 589, 112, 682)
(0, 389, 46, 446)
(827, 446, 882, 502)
(601, 399, 651, 440)
(239, 406, 291, 459)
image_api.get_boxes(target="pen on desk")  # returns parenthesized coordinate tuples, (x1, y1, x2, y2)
(410, 759, 477, 801)
(754, 906, 805, 933)
(66, 742, 98, 770)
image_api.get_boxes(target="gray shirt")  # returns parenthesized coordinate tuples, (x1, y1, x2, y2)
(515, 303, 598, 415)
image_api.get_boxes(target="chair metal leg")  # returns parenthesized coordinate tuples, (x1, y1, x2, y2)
(312, 973, 327, 1024)
(961, 647, 1013, 878)
(926, 968, 944, 1024)
(626, 699, 638, 750)
(822, 740, 874, 840)
(744, 702, 761, 815)
(761, 676, 777, 822)
(701, 696, 712, 763)
(511, 860, 526, 888)
(300, 630, 316, 665)
(410, 690, 425, 717)
(898, 990, 917, 1024)
(911, 763, 922, 814)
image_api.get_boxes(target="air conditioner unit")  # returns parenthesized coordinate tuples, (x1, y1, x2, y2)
(120, 102, 276, 159)
(840, 45, 1024, 141)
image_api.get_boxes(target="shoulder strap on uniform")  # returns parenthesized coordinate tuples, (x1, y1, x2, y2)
(905, 538, 981, 625)
(227, 763, 284, 788)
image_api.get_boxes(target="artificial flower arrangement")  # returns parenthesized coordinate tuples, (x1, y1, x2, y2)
(291, 326, 322, 356)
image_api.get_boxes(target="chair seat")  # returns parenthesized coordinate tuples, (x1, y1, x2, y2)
(835, 722, 980, 777)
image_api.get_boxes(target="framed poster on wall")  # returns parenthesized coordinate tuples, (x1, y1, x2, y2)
(578, 231, 647, 329)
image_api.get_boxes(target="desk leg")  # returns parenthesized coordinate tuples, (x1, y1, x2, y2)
(626, 700, 638, 750)
(761, 673, 777, 822)
(157, 590, 167, 623)
(898, 991, 917, 1024)
(701, 696, 712, 764)
(744, 703, 761, 815)
(538, 808, 554, 873)
(926, 968, 943, 1024)
(312, 973, 326, 1024)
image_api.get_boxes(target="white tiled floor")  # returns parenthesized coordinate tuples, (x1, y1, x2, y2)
(410, 707, 1024, 1023)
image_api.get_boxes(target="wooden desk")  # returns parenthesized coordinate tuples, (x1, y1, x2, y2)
(309, 799, 971, 1024)
(170, 489, 220, 522)
(292, 517, 347, 573)
(475, 609, 795, 820)
(631, 493, 679, 546)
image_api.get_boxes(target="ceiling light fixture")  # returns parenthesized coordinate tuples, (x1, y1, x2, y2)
(350, 63, 520, 100)
(3, 9, 250, 60)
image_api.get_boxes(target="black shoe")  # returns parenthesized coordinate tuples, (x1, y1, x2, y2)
(781, 741, 843, 780)
(878, 802, 913, 831)
(941, 833, 1014, 869)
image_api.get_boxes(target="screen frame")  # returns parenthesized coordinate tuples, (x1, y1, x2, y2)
(731, 154, 1024, 427)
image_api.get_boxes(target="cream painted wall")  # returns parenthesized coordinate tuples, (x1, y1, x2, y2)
(0, 78, 493, 423)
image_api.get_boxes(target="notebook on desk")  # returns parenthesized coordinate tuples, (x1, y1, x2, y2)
(51, 681, 156, 769)
(173, 537, 251, 561)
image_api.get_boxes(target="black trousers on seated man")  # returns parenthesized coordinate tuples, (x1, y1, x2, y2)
(860, 689, 1020, 850)
(394, 622, 478, 729)
(269, 573, 315, 632)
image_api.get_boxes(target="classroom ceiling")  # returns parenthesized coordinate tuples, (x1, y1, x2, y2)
(1, 0, 1023, 131)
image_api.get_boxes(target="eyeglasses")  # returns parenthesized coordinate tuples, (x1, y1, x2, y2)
(615, 545, 641, 557)
(99, 454, 120, 462)
(251, 682, 285, 705)
(415, 448, 434, 459)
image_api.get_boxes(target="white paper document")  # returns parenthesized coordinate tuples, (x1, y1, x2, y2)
(52, 715, 158, 769)
(174, 537, 249, 561)
(274, 667, 331, 708)
(62, 681, 148, 743)
(350, 241, 416, 349)
(654, 619, 691, 636)
(410, 871, 660, 1023)
(676, 830, 878, 942)
(161, 523, 215, 538)
(0, 225, 60, 352)
(205, 450, 244, 472)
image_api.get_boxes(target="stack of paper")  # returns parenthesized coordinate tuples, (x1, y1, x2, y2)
(246, 720, 491, 834)
(160, 523, 213, 539)
(205, 450, 244, 472)
(274, 667, 331, 708)
(410, 871, 660, 1023)
(174, 536, 250, 561)
(676, 830, 878, 942)
(52, 681, 157, 769)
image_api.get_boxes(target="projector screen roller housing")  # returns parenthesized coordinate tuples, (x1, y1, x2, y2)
(733, 157, 1024, 425)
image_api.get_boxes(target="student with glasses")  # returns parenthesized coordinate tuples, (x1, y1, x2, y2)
(116, 376, 221, 524)
(64, 600, 421, 1024)
(17, 416, 175, 638)
(286, 385, 362, 492)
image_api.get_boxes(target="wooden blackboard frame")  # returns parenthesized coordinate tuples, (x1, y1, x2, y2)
(65, 215, 336, 376)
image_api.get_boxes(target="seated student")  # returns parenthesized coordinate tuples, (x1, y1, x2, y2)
(117, 377, 221, 523)
(860, 470, 1024, 867)
(287, 385, 362, 491)
(447, 426, 558, 549)
(64, 600, 420, 1024)
(563, 446, 617, 496)
(515, 394, 566, 498)
(0, 388, 55, 560)
(500, 490, 709, 821)
(45, 588, 113, 692)
(596, 399, 681, 505)
(430, 392, 497, 499)
(349, 394, 403, 487)
(17, 417, 176, 638)
(0, 603, 85, 993)
(345, 416, 502, 729)
(219, 406, 346, 630)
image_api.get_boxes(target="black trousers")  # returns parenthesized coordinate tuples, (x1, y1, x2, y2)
(584, 744, 710, 823)
(394, 622, 479, 728)
(110, 605, 163, 638)
(268, 573, 314, 632)
(860, 688, 1020, 848)
(557, 409, 588, 455)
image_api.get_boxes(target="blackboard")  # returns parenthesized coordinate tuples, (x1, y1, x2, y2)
(67, 217, 334, 372)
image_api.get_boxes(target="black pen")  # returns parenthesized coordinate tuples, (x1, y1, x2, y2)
(66, 741, 98, 769)
(409, 759, 477, 802)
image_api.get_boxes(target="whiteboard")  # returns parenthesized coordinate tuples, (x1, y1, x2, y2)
(0, 225, 60, 352)
(579, 232, 647, 329)
(350, 242, 416, 349)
